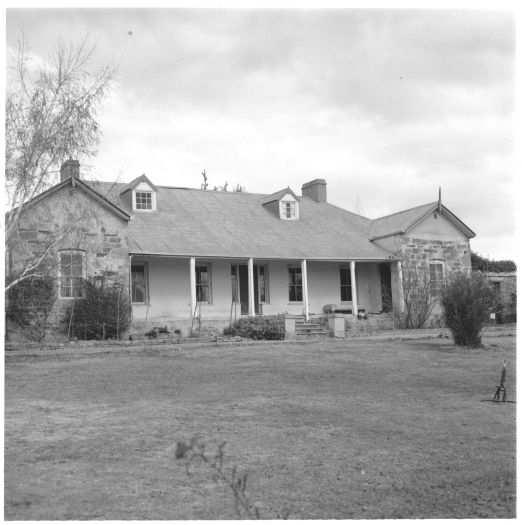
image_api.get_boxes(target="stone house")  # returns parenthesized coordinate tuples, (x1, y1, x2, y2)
(7, 160, 476, 337)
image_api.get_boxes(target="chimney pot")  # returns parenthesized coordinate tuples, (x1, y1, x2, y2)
(60, 159, 80, 182)
(302, 179, 327, 203)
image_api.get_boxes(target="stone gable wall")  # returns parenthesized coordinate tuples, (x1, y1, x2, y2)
(7, 185, 131, 340)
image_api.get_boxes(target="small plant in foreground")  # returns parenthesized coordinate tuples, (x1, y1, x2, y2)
(175, 437, 261, 519)
(440, 271, 497, 347)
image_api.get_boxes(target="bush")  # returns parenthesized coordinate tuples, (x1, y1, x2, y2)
(6, 275, 57, 342)
(392, 261, 439, 329)
(62, 277, 131, 340)
(223, 315, 285, 340)
(471, 252, 516, 273)
(440, 272, 497, 347)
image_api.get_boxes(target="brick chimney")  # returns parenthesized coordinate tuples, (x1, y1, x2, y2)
(302, 179, 327, 203)
(60, 159, 80, 182)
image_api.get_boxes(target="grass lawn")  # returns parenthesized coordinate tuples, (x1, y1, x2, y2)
(4, 334, 516, 519)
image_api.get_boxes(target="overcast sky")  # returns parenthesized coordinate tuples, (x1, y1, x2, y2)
(6, 8, 516, 260)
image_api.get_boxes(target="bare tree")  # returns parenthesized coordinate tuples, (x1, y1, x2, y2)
(5, 36, 116, 290)
(392, 259, 440, 329)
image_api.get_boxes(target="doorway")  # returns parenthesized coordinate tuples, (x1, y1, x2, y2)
(232, 264, 260, 315)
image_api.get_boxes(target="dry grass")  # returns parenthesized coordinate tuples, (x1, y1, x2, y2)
(4, 334, 516, 519)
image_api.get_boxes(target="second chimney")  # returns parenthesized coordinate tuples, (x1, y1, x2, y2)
(302, 179, 327, 203)
(60, 159, 80, 182)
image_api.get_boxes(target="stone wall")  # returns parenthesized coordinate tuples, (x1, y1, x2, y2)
(7, 184, 131, 341)
(486, 272, 517, 323)
(344, 312, 394, 334)
(398, 236, 471, 273)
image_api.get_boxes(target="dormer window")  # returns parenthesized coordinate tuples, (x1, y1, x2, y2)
(280, 194, 299, 220)
(135, 191, 152, 210)
(261, 187, 300, 220)
(131, 180, 156, 212)
(283, 202, 296, 219)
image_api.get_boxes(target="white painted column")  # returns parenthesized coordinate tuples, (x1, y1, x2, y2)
(301, 259, 310, 321)
(248, 257, 255, 316)
(350, 260, 358, 317)
(396, 260, 405, 312)
(189, 257, 197, 317)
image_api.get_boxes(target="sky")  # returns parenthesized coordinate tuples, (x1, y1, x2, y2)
(5, 7, 517, 260)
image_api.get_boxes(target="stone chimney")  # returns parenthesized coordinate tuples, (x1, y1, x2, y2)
(60, 159, 80, 182)
(302, 179, 327, 203)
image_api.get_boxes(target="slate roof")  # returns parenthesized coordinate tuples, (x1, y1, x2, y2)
(368, 201, 475, 240)
(368, 202, 438, 240)
(85, 181, 394, 261)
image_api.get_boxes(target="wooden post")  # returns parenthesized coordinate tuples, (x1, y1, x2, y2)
(248, 257, 255, 316)
(301, 259, 309, 321)
(189, 257, 197, 317)
(350, 260, 358, 317)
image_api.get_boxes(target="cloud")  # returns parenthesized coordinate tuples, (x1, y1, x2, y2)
(6, 8, 517, 259)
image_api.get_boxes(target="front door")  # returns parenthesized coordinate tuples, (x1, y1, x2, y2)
(234, 265, 260, 315)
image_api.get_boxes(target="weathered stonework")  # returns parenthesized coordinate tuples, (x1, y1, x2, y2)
(7, 184, 130, 340)
(486, 272, 517, 323)
(398, 236, 471, 273)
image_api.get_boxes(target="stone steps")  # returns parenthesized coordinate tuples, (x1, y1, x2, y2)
(295, 320, 329, 338)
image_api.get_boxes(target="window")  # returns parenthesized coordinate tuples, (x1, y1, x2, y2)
(258, 265, 268, 303)
(284, 202, 295, 219)
(135, 191, 152, 210)
(288, 266, 303, 302)
(340, 266, 352, 301)
(429, 262, 444, 293)
(196, 264, 212, 303)
(131, 264, 148, 303)
(60, 251, 84, 298)
(279, 197, 298, 220)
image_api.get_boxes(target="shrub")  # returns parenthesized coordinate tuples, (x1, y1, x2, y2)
(6, 275, 57, 342)
(440, 272, 497, 347)
(223, 315, 285, 340)
(62, 277, 131, 340)
(392, 262, 439, 329)
(471, 252, 516, 273)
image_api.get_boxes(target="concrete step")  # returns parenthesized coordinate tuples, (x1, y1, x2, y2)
(296, 331, 330, 339)
(296, 327, 327, 333)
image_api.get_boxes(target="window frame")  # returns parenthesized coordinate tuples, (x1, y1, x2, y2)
(429, 261, 445, 294)
(132, 189, 156, 212)
(284, 202, 295, 219)
(196, 263, 212, 304)
(279, 195, 299, 220)
(339, 265, 353, 302)
(288, 265, 303, 303)
(131, 262, 149, 305)
(257, 264, 269, 304)
(59, 250, 85, 299)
